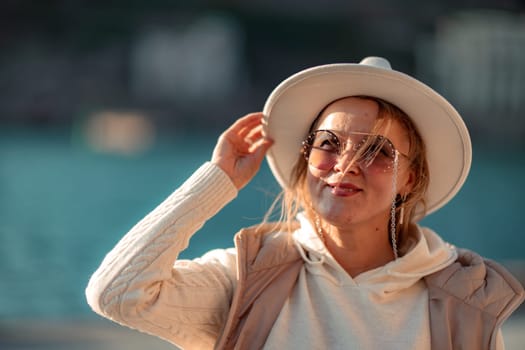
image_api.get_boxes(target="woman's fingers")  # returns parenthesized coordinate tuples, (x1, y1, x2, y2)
(223, 113, 264, 151)
(229, 113, 263, 136)
(211, 112, 273, 190)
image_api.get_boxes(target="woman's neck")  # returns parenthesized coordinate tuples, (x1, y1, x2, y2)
(319, 220, 395, 277)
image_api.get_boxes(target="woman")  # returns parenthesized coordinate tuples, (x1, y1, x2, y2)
(86, 57, 524, 349)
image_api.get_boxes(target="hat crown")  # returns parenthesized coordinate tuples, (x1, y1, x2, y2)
(360, 56, 392, 70)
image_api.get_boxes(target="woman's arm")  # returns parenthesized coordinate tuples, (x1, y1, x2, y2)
(86, 162, 238, 349)
(85, 113, 272, 349)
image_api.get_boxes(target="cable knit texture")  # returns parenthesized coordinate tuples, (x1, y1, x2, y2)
(86, 162, 238, 349)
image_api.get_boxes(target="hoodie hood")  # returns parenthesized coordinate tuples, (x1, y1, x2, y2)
(293, 212, 457, 296)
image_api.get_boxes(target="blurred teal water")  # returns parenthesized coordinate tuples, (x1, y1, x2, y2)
(0, 127, 524, 319)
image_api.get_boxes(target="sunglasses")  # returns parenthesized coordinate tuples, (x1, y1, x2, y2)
(302, 130, 407, 173)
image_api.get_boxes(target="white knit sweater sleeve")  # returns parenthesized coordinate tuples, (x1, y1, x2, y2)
(85, 162, 239, 349)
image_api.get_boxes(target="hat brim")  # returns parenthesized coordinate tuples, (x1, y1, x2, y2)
(262, 63, 472, 218)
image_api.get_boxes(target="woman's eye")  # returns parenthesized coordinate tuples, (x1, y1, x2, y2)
(319, 140, 336, 148)
(357, 137, 389, 161)
(378, 141, 395, 158)
(360, 145, 377, 161)
(313, 133, 339, 152)
(360, 140, 377, 155)
(323, 140, 340, 153)
(376, 144, 390, 157)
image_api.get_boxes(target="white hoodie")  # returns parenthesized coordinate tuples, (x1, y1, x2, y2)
(264, 213, 458, 349)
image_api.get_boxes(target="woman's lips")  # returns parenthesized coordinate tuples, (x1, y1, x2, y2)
(326, 182, 362, 196)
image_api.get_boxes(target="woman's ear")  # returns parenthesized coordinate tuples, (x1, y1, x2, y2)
(401, 167, 416, 194)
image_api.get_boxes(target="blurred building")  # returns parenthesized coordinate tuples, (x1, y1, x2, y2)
(0, 1, 524, 140)
(416, 10, 525, 143)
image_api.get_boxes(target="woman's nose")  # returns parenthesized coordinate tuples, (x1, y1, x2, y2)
(333, 150, 361, 174)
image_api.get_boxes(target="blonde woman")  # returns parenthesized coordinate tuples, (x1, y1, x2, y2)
(86, 57, 524, 349)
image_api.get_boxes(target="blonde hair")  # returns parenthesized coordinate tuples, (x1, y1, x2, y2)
(263, 96, 429, 241)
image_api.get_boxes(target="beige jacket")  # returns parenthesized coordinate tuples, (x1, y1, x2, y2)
(215, 224, 524, 350)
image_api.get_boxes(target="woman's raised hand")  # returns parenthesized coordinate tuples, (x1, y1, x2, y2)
(211, 112, 273, 190)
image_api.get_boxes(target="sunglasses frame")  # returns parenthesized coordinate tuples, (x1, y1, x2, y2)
(301, 129, 408, 171)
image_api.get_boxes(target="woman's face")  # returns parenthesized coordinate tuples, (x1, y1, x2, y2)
(306, 97, 413, 229)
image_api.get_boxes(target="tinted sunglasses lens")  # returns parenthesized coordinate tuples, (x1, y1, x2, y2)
(356, 135, 396, 170)
(306, 131, 339, 169)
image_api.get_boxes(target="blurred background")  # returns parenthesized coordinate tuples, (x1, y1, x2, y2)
(1, 0, 524, 349)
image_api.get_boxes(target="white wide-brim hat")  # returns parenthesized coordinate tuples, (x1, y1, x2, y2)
(262, 56, 472, 218)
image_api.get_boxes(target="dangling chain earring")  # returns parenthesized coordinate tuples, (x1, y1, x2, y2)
(390, 152, 400, 259)
(399, 194, 407, 226)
